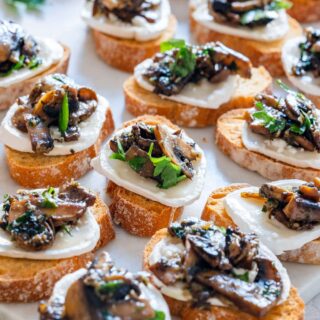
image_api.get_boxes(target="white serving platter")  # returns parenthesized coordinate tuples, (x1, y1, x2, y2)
(0, 1, 319, 319)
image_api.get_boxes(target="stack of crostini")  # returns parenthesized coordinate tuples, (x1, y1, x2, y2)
(0, 0, 319, 319)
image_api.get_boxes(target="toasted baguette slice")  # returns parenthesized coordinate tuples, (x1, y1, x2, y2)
(92, 15, 176, 73)
(189, 11, 302, 77)
(5, 106, 114, 188)
(201, 184, 320, 264)
(107, 181, 183, 237)
(0, 45, 70, 111)
(124, 67, 272, 128)
(143, 229, 305, 320)
(216, 108, 320, 181)
(106, 115, 185, 237)
(288, 0, 320, 23)
(0, 195, 115, 302)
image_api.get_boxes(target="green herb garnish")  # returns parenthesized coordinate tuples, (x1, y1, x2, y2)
(0, 55, 25, 77)
(252, 102, 286, 134)
(270, 0, 292, 10)
(42, 187, 58, 208)
(128, 156, 147, 171)
(160, 39, 196, 78)
(59, 92, 69, 134)
(28, 57, 42, 70)
(149, 310, 166, 320)
(109, 139, 126, 161)
(61, 224, 72, 236)
(98, 280, 124, 294)
(233, 271, 250, 282)
(5, 0, 45, 9)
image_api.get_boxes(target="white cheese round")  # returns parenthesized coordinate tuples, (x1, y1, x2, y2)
(0, 207, 100, 260)
(192, 0, 289, 42)
(134, 58, 238, 109)
(81, 0, 171, 42)
(48, 266, 171, 319)
(223, 179, 320, 255)
(149, 235, 290, 305)
(0, 95, 109, 156)
(282, 36, 320, 97)
(0, 37, 64, 88)
(242, 121, 320, 169)
(91, 125, 207, 207)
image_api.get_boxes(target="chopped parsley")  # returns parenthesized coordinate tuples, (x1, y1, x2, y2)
(42, 187, 58, 209)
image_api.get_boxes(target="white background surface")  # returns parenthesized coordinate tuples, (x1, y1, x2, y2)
(0, 1, 319, 319)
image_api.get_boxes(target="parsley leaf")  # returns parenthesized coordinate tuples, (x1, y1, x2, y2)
(128, 156, 147, 172)
(61, 224, 72, 236)
(149, 310, 166, 320)
(160, 39, 186, 53)
(233, 271, 249, 282)
(5, 0, 45, 9)
(270, 0, 292, 10)
(109, 139, 126, 161)
(252, 108, 286, 134)
(28, 57, 42, 70)
(42, 187, 58, 209)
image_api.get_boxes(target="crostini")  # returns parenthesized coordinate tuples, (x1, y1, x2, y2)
(0, 19, 70, 110)
(282, 27, 320, 107)
(0, 181, 114, 302)
(81, 0, 177, 72)
(144, 218, 304, 319)
(202, 179, 320, 265)
(216, 82, 320, 181)
(92, 115, 206, 237)
(39, 252, 170, 319)
(124, 40, 272, 127)
(189, 0, 302, 77)
(0, 73, 114, 188)
(288, 0, 320, 23)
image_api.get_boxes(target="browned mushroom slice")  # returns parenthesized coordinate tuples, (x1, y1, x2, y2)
(25, 114, 54, 154)
(231, 0, 263, 12)
(196, 272, 281, 318)
(78, 87, 98, 102)
(283, 195, 320, 222)
(154, 124, 200, 179)
(186, 234, 232, 271)
(299, 184, 320, 202)
(259, 184, 293, 202)
(11, 105, 30, 133)
(41, 202, 88, 227)
(69, 101, 97, 125)
(213, 42, 252, 79)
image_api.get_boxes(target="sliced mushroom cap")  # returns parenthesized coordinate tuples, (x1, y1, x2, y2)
(78, 87, 98, 102)
(154, 124, 201, 179)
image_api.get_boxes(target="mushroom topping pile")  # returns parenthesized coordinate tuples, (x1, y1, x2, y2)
(257, 178, 320, 230)
(39, 253, 166, 320)
(143, 40, 252, 96)
(209, 0, 291, 27)
(0, 20, 41, 77)
(149, 218, 283, 318)
(11, 73, 98, 154)
(110, 122, 201, 188)
(292, 27, 320, 78)
(92, 0, 161, 23)
(0, 181, 96, 251)
(247, 83, 320, 152)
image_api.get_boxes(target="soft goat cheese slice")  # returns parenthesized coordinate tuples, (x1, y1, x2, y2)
(223, 179, 320, 255)
(191, 0, 289, 42)
(134, 59, 238, 109)
(91, 125, 207, 207)
(46, 267, 171, 319)
(0, 95, 109, 156)
(149, 235, 290, 305)
(282, 36, 320, 97)
(0, 207, 100, 260)
(242, 121, 320, 169)
(0, 37, 64, 88)
(81, 0, 171, 42)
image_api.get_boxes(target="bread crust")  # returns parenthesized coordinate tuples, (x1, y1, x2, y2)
(0, 194, 115, 302)
(0, 45, 70, 111)
(124, 67, 272, 128)
(288, 0, 320, 23)
(216, 108, 320, 181)
(201, 184, 320, 264)
(106, 115, 186, 237)
(5, 106, 115, 188)
(189, 10, 302, 77)
(92, 15, 177, 73)
(143, 229, 305, 320)
(107, 181, 183, 237)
